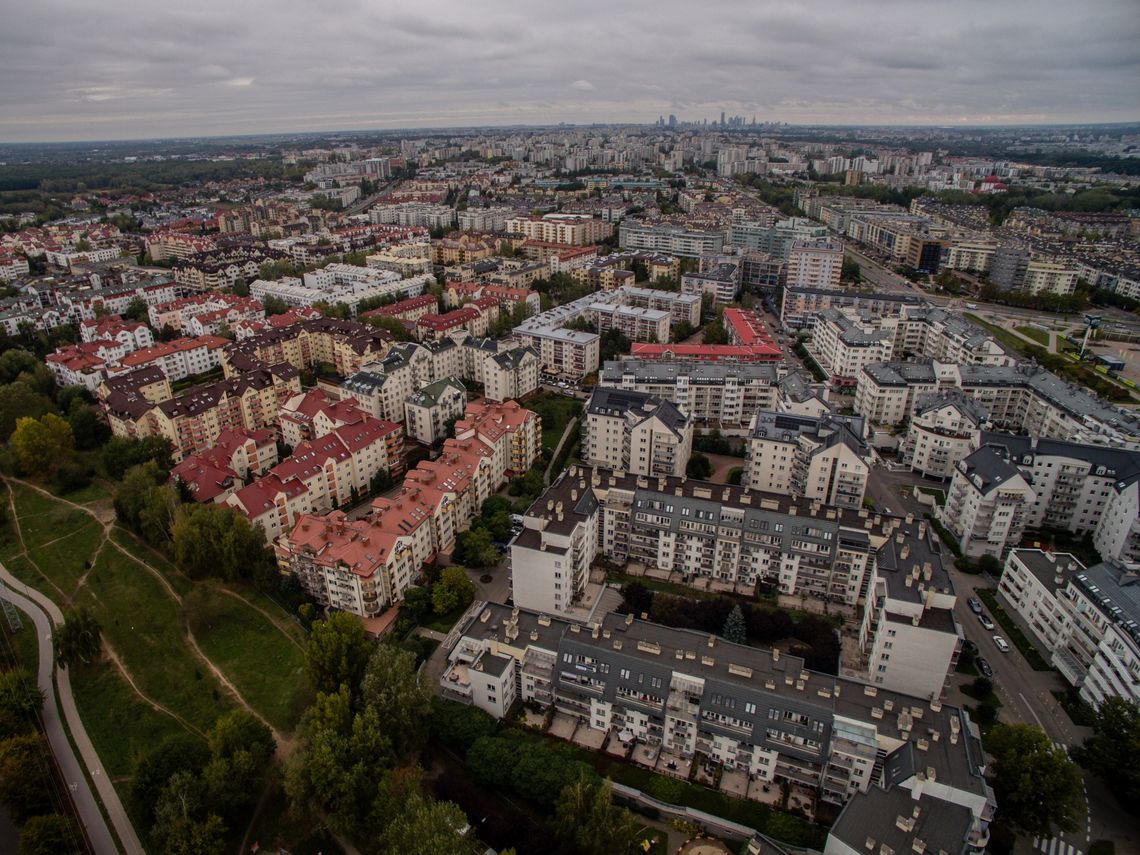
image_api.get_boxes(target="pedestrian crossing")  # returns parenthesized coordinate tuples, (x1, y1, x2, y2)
(1033, 837, 1082, 855)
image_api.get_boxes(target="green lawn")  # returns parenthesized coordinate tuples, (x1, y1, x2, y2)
(3, 607, 39, 672)
(54, 480, 112, 504)
(1016, 325, 1050, 346)
(7, 482, 104, 599)
(70, 659, 198, 780)
(74, 544, 235, 733)
(425, 605, 468, 634)
(185, 587, 309, 732)
(110, 527, 195, 598)
(529, 392, 584, 450)
(964, 314, 1033, 357)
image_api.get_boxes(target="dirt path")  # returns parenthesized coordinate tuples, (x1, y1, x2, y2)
(103, 643, 206, 739)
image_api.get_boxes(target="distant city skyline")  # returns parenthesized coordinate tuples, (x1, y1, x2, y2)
(2, 0, 1138, 143)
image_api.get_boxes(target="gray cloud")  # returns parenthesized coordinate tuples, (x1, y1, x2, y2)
(0, 0, 1137, 141)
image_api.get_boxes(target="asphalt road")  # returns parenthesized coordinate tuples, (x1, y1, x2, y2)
(0, 564, 143, 854)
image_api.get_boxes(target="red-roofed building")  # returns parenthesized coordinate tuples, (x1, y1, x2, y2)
(629, 343, 782, 363)
(444, 281, 541, 316)
(359, 294, 438, 324)
(453, 398, 542, 480)
(111, 335, 229, 382)
(415, 307, 483, 340)
(79, 314, 154, 349)
(278, 388, 366, 447)
(169, 457, 240, 503)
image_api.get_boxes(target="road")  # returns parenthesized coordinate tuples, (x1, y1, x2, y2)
(0, 564, 143, 854)
(865, 469, 1139, 855)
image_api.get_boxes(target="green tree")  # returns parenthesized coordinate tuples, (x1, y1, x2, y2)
(686, 452, 712, 479)
(1074, 697, 1140, 810)
(434, 567, 475, 616)
(200, 709, 275, 818)
(453, 527, 499, 569)
(841, 257, 861, 283)
(987, 723, 1082, 837)
(378, 792, 469, 855)
(54, 608, 102, 669)
(262, 295, 290, 316)
(17, 814, 83, 855)
(722, 604, 747, 644)
(0, 668, 44, 737)
(429, 697, 498, 756)
(401, 585, 434, 622)
(102, 435, 175, 479)
(0, 349, 38, 383)
(124, 296, 149, 322)
(0, 383, 56, 441)
(701, 317, 729, 344)
(129, 734, 210, 827)
(305, 612, 374, 697)
(66, 400, 109, 450)
(10, 413, 75, 477)
(555, 774, 644, 855)
(171, 503, 271, 581)
(359, 646, 432, 758)
(0, 733, 54, 822)
(366, 315, 415, 341)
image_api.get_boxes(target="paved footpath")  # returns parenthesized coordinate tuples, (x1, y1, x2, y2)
(1, 563, 143, 854)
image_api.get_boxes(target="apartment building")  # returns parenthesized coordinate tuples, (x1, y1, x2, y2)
(618, 223, 725, 257)
(169, 428, 279, 503)
(620, 287, 702, 328)
(404, 377, 467, 445)
(222, 317, 395, 379)
(681, 263, 741, 305)
(892, 307, 1011, 367)
(145, 231, 217, 261)
(584, 388, 693, 478)
(112, 335, 229, 383)
(484, 345, 541, 403)
(250, 266, 433, 315)
(854, 361, 1140, 448)
(590, 303, 671, 343)
(453, 399, 542, 480)
(786, 240, 843, 289)
(505, 213, 613, 246)
(570, 251, 680, 291)
(780, 286, 921, 331)
(442, 602, 992, 854)
(743, 411, 870, 509)
(728, 217, 827, 258)
(229, 415, 404, 541)
(431, 234, 497, 267)
(938, 447, 1035, 559)
(900, 393, 987, 480)
(600, 358, 782, 427)
(359, 294, 438, 325)
(278, 388, 370, 447)
(45, 340, 132, 390)
(79, 314, 154, 349)
(998, 551, 1140, 709)
(1021, 260, 1080, 296)
(365, 240, 433, 277)
(0, 253, 30, 283)
(444, 281, 541, 317)
(370, 203, 455, 230)
(106, 364, 302, 461)
(810, 309, 895, 387)
(171, 246, 289, 291)
(457, 207, 514, 232)
(515, 466, 951, 618)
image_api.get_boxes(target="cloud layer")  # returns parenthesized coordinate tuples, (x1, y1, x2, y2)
(2, 0, 1138, 141)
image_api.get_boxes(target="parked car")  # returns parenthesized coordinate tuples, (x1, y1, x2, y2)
(962, 639, 979, 657)
(967, 597, 983, 615)
(977, 658, 993, 678)
(993, 635, 1010, 653)
(978, 613, 995, 631)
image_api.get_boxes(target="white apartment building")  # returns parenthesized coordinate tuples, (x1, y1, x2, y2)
(584, 388, 693, 478)
(855, 361, 1140, 448)
(786, 240, 843, 290)
(250, 266, 433, 315)
(900, 393, 987, 480)
(939, 447, 1035, 559)
(404, 377, 467, 445)
(600, 358, 782, 427)
(998, 550, 1140, 709)
(810, 309, 895, 386)
(1022, 260, 1080, 296)
(618, 223, 725, 257)
(370, 203, 455, 230)
(743, 411, 871, 509)
(457, 207, 514, 232)
(590, 303, 671, 343)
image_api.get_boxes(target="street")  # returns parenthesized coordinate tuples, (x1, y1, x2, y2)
(864, 468, 1138, 855)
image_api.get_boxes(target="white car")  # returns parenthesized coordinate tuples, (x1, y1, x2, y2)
(978, 613, 995, 631)
(993, 635, 1010, 653)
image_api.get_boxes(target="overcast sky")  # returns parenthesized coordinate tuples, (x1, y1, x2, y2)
(2, 0, 1138, 142)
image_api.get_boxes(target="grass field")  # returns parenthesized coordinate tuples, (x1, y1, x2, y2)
(529, 392, 584, 450)
(1016, 325, 1050, 346)
(965, 313, 1034, 357)
(2, 607, 39, 673)
(185, 587, 309, 732)
(70, 659, 198, 780)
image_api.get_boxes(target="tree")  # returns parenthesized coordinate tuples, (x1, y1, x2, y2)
(433, 567, 475, 617)
(841, 257, 861, 283)
(401, 585, 434, 622)
(378, 792, 469, 855)
(1074, 697, 1140, 810)
(722, 604, 747, 644)
(17, 815, 83, 855)
(66, 401, 109, 450)
(171, 503, 270, 581)
(102, 435, 174, 479)
(0, 733, 55, 822)
(976, 554, 1002, 576)
(555, 774, 644, 855)
(429, 697, 498, 756)
(0, 668, 43, 737)
(453, 527, 499, 569)
(54, 608, 102, 669)
(262, 295, 290, 316)
(987, 723, 1082, 837)
(130, 734, 211, 827)
(10, 413, 74, 477)
(359, 645, 433, 758)
(200, 710, 275, 818)
(701, 317, 729, 344)
(124, 296, 149, 322)
(0, 383, 56, 440)
(0, 349, 38, 383)
(305, 612, 374, 697)
(686, 452, 712, 480)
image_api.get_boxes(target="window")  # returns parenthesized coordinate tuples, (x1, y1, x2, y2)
(620, 668, 630, 680)
(745, 702, 757, 715)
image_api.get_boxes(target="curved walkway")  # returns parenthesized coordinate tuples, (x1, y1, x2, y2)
(0, 563, 143, 854)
